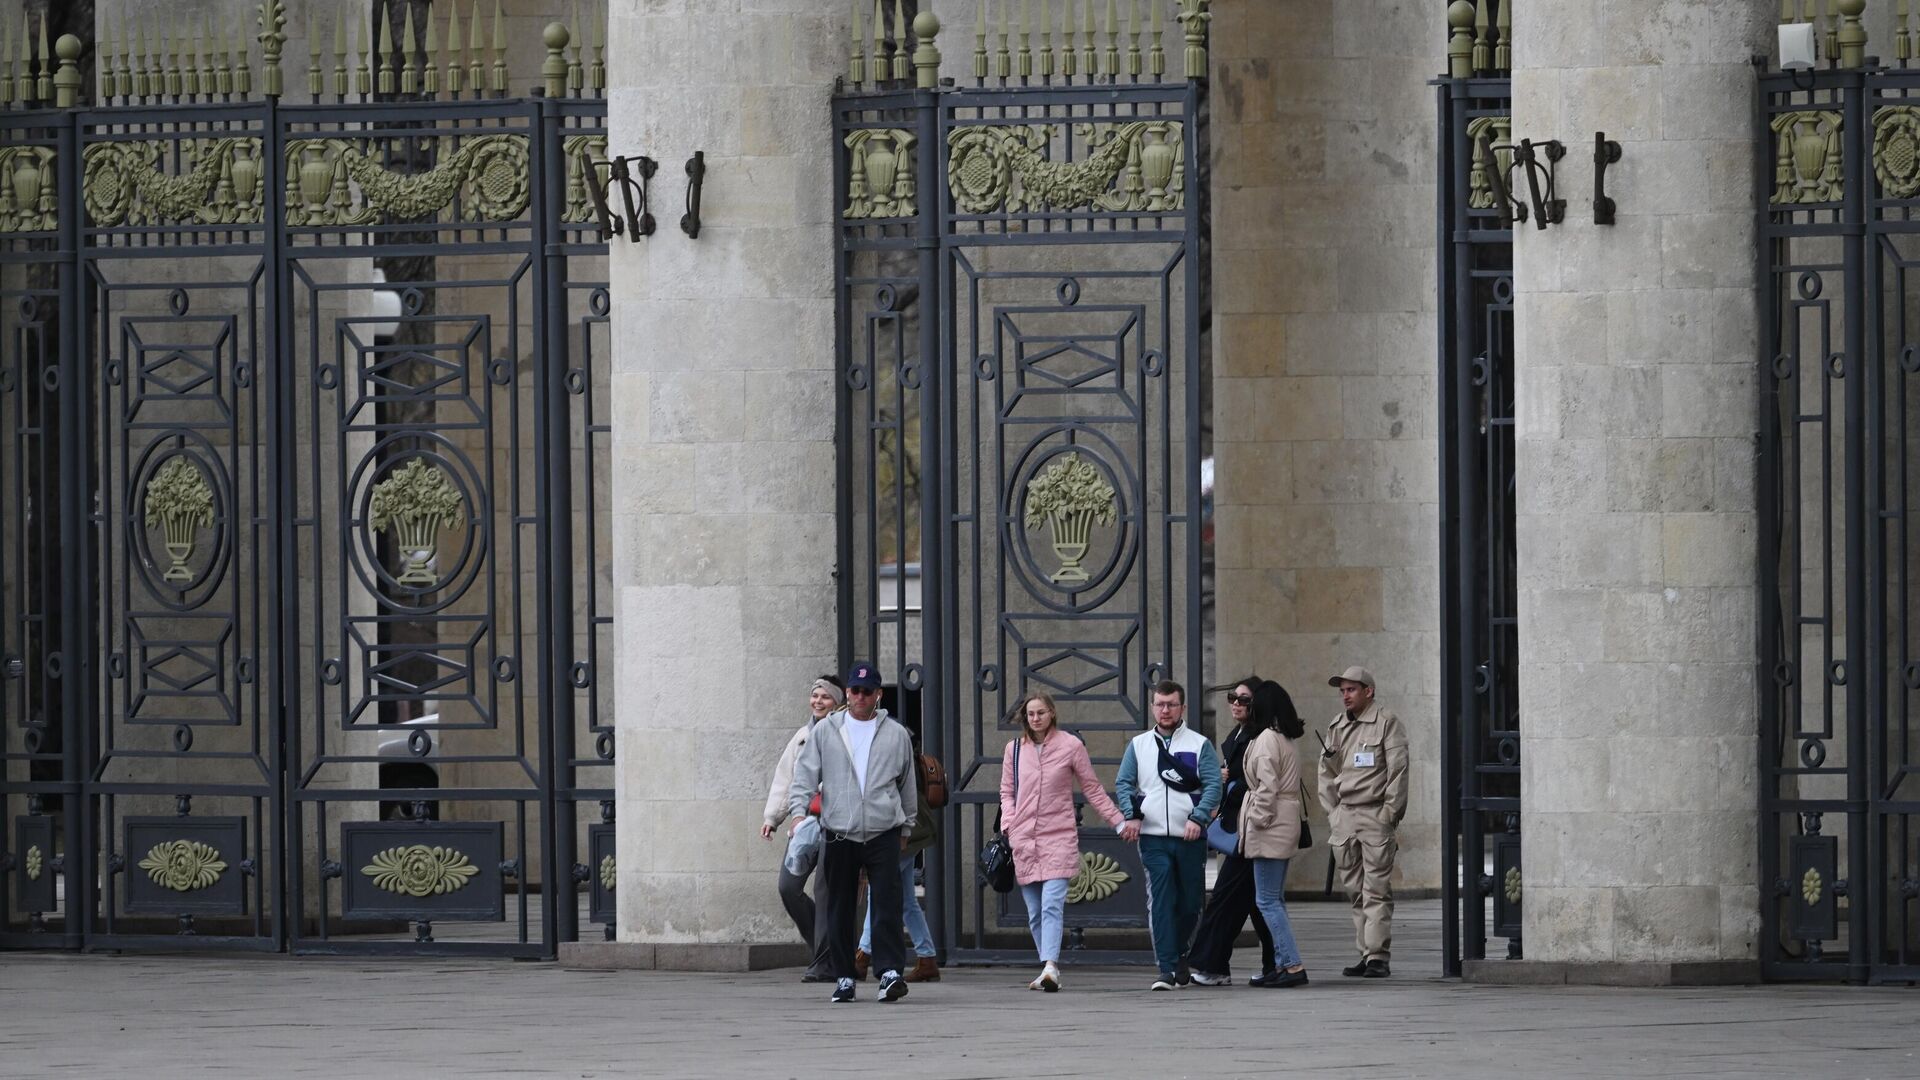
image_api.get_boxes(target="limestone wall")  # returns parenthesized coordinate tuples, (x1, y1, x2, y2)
(1207, 0, 1443, 891)
(608, 0, 843, 944)
(1512, 0, 1768, 964)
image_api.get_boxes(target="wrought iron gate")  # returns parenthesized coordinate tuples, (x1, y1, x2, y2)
(0, 3, 613, 957)
(835, 6, 1207, 959)
(1437, 19, 1521, 975)
(1759, 58, 1920, 984)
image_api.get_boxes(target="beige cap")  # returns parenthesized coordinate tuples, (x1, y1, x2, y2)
(1328, 666, 1375, 689)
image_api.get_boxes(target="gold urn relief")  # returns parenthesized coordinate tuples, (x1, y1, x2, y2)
(369, 458, 467, 588)
(844, 128, 918, 219)
(143, 456, 215, 585)
(1023, 451, 1117, 586)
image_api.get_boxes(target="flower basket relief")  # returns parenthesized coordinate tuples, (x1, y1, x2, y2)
(369, 459, 466, 587)
(143, 456, 215, 584)
(1022, 452, 1117, 585)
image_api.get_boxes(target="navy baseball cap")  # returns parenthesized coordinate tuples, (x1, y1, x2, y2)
(845, 661, 883, 689)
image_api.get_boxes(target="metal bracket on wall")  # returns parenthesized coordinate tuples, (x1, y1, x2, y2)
(584, 155, 658, 242)
(680, 151, 706, 239)
(1593, 132, 1623, 225)
(1514, 138, 1565, 229)
(1477, 133, 1527, 229)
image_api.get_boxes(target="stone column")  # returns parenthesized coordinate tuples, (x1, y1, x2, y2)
(600, 0, 842, 967)
(1506, 1, 1769, 980)
(1208, 0, 1443, 891)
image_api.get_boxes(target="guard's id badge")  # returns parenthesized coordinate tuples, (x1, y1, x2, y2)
(1353, 751, 1377, 768)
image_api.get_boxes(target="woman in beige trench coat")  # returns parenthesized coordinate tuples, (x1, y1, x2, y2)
(1238, 679, 1310, 987)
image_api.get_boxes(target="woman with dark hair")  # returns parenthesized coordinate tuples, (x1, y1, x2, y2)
(1238, 678, 1310, 987)
(1186, 675, 1277, 985)
(1000, 690, 1127, 992)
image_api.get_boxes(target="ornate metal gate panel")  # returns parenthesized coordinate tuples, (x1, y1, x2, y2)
(1, 3, 611, 958)
(836, 6, 1208, 959)
(1437, 32, 1521, 975)
(1760, 56, 1920, 984)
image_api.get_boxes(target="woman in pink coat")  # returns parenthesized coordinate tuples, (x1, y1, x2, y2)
(999, 691, 1126, 991)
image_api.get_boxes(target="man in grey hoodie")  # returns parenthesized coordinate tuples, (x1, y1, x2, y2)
(788, 661, 919, 1004)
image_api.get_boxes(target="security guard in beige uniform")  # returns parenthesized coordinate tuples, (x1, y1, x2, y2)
(1318, 666, 1408, 978)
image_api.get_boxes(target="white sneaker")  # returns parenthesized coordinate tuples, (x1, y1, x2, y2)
(1028, 970, 1046, 990)
(1040, 962, 1060, 992)
(1189, 970, 1229, 986)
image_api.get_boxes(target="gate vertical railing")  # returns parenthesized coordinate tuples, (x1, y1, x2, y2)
(1759, 33, 1920, 982)
(835, 4, 1208, 961)
(1437, 3, 1520, 976)
(1, 1, 612, 958)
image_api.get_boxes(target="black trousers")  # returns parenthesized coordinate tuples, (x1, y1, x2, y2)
(822, 827, 904, 981)
(776, 856, 832, 976)
(1187, 852, 1275, 976)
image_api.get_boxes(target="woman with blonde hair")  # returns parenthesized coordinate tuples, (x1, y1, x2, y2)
(999, 691, 1127, 991)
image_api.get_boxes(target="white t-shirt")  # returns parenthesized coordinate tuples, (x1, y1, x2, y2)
(845, 715, 880, 791)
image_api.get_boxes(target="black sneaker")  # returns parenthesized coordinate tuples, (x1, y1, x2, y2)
(1362, 959, 1390, 978)
(831, 978, 856, 1003)
(877, 970, 909, 1002)
(1268, 969, 1310, 988)
(1341, 960, 1369, 977)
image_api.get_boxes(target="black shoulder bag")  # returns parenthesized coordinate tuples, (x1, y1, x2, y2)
(978, 740, 1020, 893)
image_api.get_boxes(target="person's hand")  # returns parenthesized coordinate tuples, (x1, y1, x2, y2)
(900, 833, 910, 852)
(760, 823, 775, 840)
(1120, 821, 1141, 842)
(1182, 820, 1202, 842)
(1220, 766, 1230, 782)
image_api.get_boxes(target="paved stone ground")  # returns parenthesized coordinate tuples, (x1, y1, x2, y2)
(4, 900, 1916, 1079)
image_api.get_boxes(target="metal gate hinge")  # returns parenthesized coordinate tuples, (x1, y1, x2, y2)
(586, 155, 657, 242)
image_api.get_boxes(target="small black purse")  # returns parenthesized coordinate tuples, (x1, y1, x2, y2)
(978, 741, 1020, 893)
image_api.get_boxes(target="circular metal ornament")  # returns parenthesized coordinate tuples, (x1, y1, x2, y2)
(401, 288, 426, 316)
(1828, 352, 1847, 378)
(105, 360, 123, 386)
(977, 665, 1001, 692)
(1492, 275, 1515, 304)
(845, 364, 870, 391)
(899, 360, 921, 390)
(1496, 736, 1519, 766)
(321, 658, 343, 685)
(1141, 349, 1165, 378)
(237, 657, 253, 684)
(875, 285, 899, 312)
(41, 367, 59, 392)
(1056, 278, 1081, 307)
(901, 663, 925, 692)
(596, 731, 615, 760)
(23, 725, 43, 753)
(488, 357, 515, 385)
(1797, 271, 1823, 300)
(976, 354, 997, 381)
(44, 652, 61, 678)
(1801, 738, 1827, 768)
(494, 656, 517, 683)
(1772, 353, 1795, 380)
(173, 725, 194, 752)
(1773, 661, 1795, 687)
(408, 729, 433, 757)
(233, 361, 252, 388)
(16, 295, 38, 320)
(316, 363, 340, 390)
(168, 289, 190, 317)
(565, 368, 587, 395)
(588, 288, 611, 317)
(1828, 660, 1847, 686)
(1903, 345, 1920, 376)
(571, 661, 592, 689)
(109, 653, 127, 678)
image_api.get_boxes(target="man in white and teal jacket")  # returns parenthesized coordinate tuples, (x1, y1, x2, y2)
(1114, 679, 1223, 990)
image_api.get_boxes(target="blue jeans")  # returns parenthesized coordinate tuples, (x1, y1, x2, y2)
(860, 854, 936, 958)
(1020, 878, 1071, 962)
(1139, 833, 1207, 977)
(1250, 857, 1303, 971)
